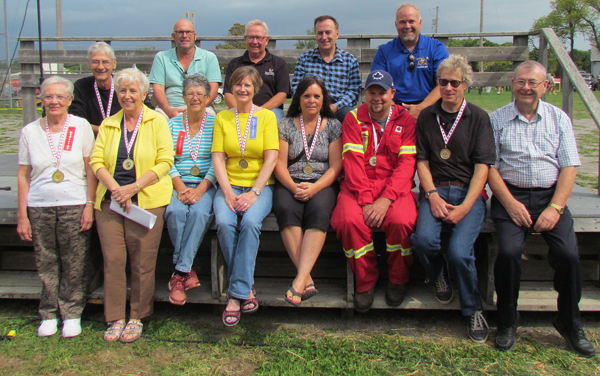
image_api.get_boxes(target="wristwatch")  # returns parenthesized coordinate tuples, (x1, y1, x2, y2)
(425, 189, 438, 199)
(548, 202, 564, 215)
(251, 187, 261, 196)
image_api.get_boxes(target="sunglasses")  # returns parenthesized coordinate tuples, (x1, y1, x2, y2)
(438, 79, 463, 88)
(408, 54, 415, 72)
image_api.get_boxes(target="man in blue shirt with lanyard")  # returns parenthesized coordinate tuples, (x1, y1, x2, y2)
(372, 3, 449, 120)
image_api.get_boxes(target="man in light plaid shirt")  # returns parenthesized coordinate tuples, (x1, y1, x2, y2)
(488, 61, 595, 358)
(291, 15, 361, 124)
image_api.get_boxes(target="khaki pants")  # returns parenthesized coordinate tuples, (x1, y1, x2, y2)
(95, 201, 165, 322)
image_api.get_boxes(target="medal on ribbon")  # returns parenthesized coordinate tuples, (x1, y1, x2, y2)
(122, 108, 144, 170)
(367, 106, 394, 167)
(437, 99, 467, 160)
(44, 115, 71, 183)
(235, 105, 255, 169)
(300, 114, 322, 175)
(94, 80, 114, 120)
(185, 112, 208, 176)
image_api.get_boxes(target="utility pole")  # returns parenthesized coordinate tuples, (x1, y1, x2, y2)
(432, 6, 438, 33)
(2, 0, 12, 107)
(56, 0, 63, 73)
(479, 0, 484, 73)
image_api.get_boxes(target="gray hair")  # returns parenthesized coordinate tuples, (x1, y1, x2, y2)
(39, 75, 74, 98)
(245, 20, 269, 36)
(514, 60, 547, 78)
(437, 54, 473, 87)
(397, 3, 421, 20)
(183, 74, 211, 97)
(114, 68, 149, 94)
(87, 41, 116, 61)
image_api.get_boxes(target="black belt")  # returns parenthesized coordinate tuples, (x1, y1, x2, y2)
(434, 180, 467, 188)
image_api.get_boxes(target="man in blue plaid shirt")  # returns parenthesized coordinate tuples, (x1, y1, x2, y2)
(291, 15, 361, 124)
(488, 61, 595, 358)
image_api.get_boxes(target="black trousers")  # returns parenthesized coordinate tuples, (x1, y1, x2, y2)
(491, 184, 582, 330)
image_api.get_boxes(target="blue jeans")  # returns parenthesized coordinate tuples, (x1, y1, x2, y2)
(271, 108, 284, 123)
(164, 184, 216, 273)
(411, 186, 486, 316)
(213, 185, 274, 300)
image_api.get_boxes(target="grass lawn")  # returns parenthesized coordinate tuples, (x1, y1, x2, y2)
(1, 301, 599, 375)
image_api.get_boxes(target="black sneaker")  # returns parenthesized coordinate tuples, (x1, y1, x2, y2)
(553, 316, 596, 358)
(495, 312, 520, 351)
(468, 310, 489, 343)
(434, 266, 453, 304)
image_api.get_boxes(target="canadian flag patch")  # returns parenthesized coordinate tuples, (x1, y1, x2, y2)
(395, 125, 403, 133)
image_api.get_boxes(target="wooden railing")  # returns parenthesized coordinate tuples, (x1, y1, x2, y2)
(18, 29, 600, 192)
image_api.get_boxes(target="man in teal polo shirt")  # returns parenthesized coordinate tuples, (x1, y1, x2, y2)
(149, 19, 222, 118)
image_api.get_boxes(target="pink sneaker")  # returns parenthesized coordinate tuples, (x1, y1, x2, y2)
(168, 273, 186, 305)
(184, 269, 201, 291)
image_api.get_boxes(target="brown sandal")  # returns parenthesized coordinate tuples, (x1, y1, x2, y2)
(119, 320, 143, 343)
(104, 319, 125, 342)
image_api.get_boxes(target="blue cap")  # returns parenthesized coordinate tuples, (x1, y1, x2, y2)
(365, 70, 394, 91)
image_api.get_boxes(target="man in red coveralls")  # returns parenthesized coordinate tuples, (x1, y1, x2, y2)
(331, 70, 417, 312)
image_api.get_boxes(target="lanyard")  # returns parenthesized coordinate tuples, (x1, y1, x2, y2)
(437, 99, 467, 147)
(44, 115, 70, 167)
(123, 108, 144, 158)
(184, 112, 207, 164)
(93, 80, 114, 120)
(368, 105, 394, 154)
(235, 105, 255, 157)
(299, 115, 322, 161)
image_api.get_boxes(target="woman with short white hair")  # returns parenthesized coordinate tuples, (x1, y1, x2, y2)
(91, 68, 174, 343)
(17, 75, 97, 338)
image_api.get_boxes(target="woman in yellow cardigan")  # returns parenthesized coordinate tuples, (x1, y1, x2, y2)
(90, 68, 174, 343)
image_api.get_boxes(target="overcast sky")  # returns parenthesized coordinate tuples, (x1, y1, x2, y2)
(1, 0, 591, 62)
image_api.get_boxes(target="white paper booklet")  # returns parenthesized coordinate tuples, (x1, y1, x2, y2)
(109, 199, 157, 229)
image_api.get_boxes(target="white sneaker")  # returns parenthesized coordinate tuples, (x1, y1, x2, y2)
(37, 319, 58, 337)
(62, 318, 82, 338)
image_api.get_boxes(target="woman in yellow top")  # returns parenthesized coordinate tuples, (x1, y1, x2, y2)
(212, 66, 278, 327)
(90, 68, 174, 343)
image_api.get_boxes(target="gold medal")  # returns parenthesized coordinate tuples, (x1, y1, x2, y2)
(52, 171, 64, 182)
(369, 156, 377, 166)
(440, 148, 451, 160)
(122, 158, 134, 170)
(239, 158, 249, 169)
(190, 165, 201, 176)
(303, 164, 314, 175)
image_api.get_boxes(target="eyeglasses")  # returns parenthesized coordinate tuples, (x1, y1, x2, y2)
(42, 95, 69, 103)
(408, 54, 415, 72)
(175, 30, 195, 36)
(514, 79, 546, 88)
(90, 59, 113, 67)
(244, 35, 267, 42)
(184, 93, 206, 99)
(438, 79, 463, 88)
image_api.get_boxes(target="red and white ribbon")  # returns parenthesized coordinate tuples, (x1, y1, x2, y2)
(123, 108, 144, 157)
(368, 105, 394, 154)
(235, 105, 255, 157)
(300, 115, 322, 161)
(184, 112, 208, 164)
(437, 99, 467, 147)
(94, 80, 114, 120)
(44, 114, 71, 167)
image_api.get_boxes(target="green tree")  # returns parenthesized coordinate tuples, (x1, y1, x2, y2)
(216, 23, 246, 49)
(533, 0, 587, 58)
(294, 29, 317, 49)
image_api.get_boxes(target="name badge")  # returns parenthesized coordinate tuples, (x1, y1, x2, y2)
(63, 127, 76, 151)
(249, 117, 258, 139)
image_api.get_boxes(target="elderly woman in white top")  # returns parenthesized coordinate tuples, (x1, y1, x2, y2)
(17, 76, 97, 338)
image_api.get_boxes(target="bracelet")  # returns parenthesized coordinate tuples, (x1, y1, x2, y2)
(136, 182, 142, 192)
(86, 200, 95, 205)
